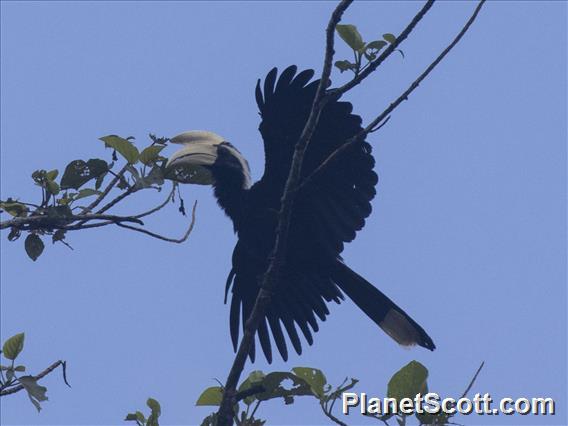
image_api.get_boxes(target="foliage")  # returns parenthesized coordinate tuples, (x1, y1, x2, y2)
(196, 366, 355, 426)
(334, 24, 404, 76)
(125, 398, 162, 426)
(0, 332, 69, 412)
(194, 361, 483, 426)
(0, 133, 192, 261)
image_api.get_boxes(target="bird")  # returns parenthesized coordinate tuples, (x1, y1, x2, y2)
(166, 65, 435, 363)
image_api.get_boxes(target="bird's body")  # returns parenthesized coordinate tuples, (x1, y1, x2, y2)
(167, 66, 435, 363)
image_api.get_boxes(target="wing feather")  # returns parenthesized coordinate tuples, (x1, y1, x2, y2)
(228, 66, 378, 362)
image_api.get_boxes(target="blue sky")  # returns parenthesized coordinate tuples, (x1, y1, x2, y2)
(1, 1, 565, 425)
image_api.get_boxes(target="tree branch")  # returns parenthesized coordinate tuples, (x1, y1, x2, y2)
(334, 0, 435, 96)
(133, 184, 176, 219)
(81, 164, 129, 214)
(301, 0, 486, 191)
(234, 384, 266, 403)
(217, 1, 483, 424)
(115, 200, 197, 243)
(216, 1, 353, 425)
(0, 360, 68, 397)
(321, 400, 349, 426)
(0, 213, 143, 230)
(96, 186, 136, 215)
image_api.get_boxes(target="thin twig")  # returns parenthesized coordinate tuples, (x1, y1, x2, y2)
(82, 164, 129, 214)
(63, 188, 177, 231)
(302, 0, 486, 191)
(134, 184, 176, 219)
(0, 360, 68, 397)
(360, 0, 486, 137)
(334, 0, 435, 96)
(0, 213, 143, 230)
(96, 187, 136, 215)
(115, 200, 197, 243)
(217, 1, 484, 424)
(460, 361, 484, 399)
(321, 400, 349, 426)
(64, 220, 115, 231)
(215, 2, 353, 425)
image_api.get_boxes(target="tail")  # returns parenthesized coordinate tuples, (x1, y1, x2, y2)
(333, 261, 436, 351)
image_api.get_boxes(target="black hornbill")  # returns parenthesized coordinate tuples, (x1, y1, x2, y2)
(166, 66, 435, 363)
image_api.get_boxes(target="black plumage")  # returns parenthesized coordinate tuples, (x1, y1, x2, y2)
(200, 66, 436, 363)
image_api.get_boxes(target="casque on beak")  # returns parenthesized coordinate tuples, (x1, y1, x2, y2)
(165, 131, 225, 185)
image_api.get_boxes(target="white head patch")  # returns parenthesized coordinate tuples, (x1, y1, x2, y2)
(167, 130, 251, 188)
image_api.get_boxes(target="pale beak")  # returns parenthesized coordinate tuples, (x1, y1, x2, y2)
(165, 142, 218, 185)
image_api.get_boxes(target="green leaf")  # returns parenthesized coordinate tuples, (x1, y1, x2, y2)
(31, 170, 46, 185)
(336, 24, 365, 52)
(238, 370, 265, 405)
(46, 180, 60, 196)
(292, 367, 327, 398)
(139, 145, 165, 165)
(52, 229, 66, 244)
(8, 227, 22, 242)
(133, 166, 164, 189)
(334, 60, 357, 73)
(46, 169, 59, 181)
(25, 234, 44, 261)
(0, 201, 28, 217)
(196, 386, 223, 406)
(383, 33, 397, 44)
(255, 372, 312, 402)
(74, 188, 101, 201)
(60, 159, 108, 190)
(366, 40, 387, 51)
(14, 365, 26, 372)
(387, 361, 428, 404)
(95, 172, 107, 190)
(124, 413, 139, 422)
(146, 397, 161, 426)
(100, 135, 140, 164)
(19, 375, 48, 412)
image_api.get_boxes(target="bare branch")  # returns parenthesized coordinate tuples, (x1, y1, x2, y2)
(134, 184, 176, 219)
(460, 361, 485, 399)
(115, 200, 197, 243)
(302, 0, 486, 191)
(216, 1, 485, 424)
(334, 0, 435, 96)
(321, 401, 349, 426)
(96, 186, 136, 215)
(216, 2, 353, 425)
(360, 0, 486, 136)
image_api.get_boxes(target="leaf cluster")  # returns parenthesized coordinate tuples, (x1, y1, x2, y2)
(0, 133, 189, 261)
(125, 398, 162, 426)
(0, 333, 69, 412)
(334, 24, 404, 76)
(196, 366, 356, 426)
(196, 361, 482, 426)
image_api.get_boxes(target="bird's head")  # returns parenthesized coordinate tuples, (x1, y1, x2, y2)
(165, 130, 251, 189)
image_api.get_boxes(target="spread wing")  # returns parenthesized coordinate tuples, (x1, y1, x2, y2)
(256, 65, 378, 256)
(228, 66, 379, 362)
